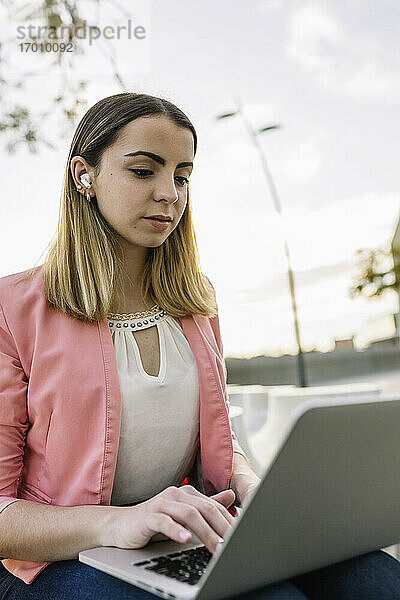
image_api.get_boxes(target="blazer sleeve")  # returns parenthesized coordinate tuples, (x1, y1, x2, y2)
(0, 300, 29, 514)
(205, 276, 250, 462)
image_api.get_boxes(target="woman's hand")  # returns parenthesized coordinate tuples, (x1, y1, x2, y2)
(238, 478, 261, 508)
(105, 485, 237, 555)
(230, 452, 261, 508)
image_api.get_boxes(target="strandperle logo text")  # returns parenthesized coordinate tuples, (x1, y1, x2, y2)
(16, 19, 146, 46)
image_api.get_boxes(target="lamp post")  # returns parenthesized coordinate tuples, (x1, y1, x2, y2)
(216, 95, 307, 387)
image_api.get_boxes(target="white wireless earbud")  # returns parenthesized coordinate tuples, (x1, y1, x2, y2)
(80, 174, 91, 188)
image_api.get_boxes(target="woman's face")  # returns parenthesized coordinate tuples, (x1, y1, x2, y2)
(71, 115, 194, 253)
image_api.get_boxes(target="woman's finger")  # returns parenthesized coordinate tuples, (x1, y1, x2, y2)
(179, 485, 236, 526)
(157, 500, 229, 554)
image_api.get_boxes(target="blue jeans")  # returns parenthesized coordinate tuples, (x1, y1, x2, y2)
(0, 550, 399, 599)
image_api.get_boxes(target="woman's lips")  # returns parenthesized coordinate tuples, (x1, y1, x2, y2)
(142, 217, 170, 231)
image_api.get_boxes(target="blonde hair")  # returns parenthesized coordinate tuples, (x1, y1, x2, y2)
(16, 92, 217, 323)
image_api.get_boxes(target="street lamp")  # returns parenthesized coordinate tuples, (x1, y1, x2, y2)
(216, 94, 307, 387)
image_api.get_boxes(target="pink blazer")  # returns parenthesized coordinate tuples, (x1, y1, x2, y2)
(0, 265, 245, 584)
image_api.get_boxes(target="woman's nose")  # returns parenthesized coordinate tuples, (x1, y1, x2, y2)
(153, 178, 179, 204)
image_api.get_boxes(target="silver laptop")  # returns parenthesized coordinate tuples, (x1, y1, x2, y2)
(79, 395, 400, 600)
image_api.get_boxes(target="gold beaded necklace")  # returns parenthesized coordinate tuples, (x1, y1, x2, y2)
(107, 304, 163, 321)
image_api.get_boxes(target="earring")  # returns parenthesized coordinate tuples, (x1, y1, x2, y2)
(76, 184, 92, 203)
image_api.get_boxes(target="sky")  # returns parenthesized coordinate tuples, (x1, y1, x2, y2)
(0, 0, 400, 358)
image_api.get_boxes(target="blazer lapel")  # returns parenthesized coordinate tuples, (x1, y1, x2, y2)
(179, 315, 233, 496)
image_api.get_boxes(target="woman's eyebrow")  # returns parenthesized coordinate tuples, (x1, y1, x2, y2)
(123, 150, 193, 169)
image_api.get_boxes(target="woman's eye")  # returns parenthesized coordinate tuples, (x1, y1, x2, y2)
(175, 176, 189, 186)
(129, 169, 189, 186)
(129, 169, 153, 177)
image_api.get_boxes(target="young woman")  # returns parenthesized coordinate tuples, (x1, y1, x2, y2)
(0, 92, 399, 599)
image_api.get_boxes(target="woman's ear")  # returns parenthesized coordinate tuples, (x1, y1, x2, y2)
(70, 156, 93, 190)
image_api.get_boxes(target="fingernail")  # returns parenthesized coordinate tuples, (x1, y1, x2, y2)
(215, 541, 224, 554)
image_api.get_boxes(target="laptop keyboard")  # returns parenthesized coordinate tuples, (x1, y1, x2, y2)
(132, 546, 213, 585)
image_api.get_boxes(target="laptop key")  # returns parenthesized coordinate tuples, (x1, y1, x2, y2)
(137, 546, 214, 586)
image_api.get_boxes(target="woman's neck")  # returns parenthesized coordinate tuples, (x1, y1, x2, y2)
(110, 262, 153, 314)
(109, 291, 156, 315)
(109, 304, 156, 315)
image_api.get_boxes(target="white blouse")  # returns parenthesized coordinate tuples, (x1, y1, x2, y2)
(108, 307, 200, 506)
